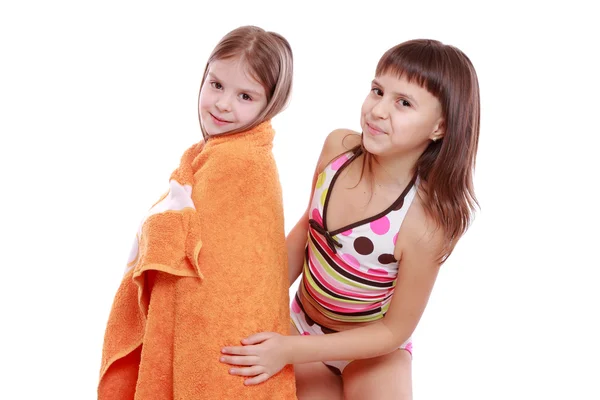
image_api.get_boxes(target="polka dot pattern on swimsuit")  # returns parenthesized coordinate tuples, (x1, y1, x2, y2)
(309, 151, 418, 277)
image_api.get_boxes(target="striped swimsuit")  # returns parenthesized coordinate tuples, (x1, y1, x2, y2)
(291, 148, 417, 374)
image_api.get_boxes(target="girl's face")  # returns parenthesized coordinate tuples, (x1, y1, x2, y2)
(360, 73, 444, 157)
(199, 58, 267, 136)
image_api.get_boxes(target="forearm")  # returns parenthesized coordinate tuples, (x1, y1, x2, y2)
(286, 215, 308, 286)
(285, 321, 408, 364)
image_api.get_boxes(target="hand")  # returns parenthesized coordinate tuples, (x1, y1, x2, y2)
(220, 332, 290, 386)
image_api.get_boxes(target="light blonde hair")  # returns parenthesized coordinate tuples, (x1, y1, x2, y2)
(198, 26, 293, 139)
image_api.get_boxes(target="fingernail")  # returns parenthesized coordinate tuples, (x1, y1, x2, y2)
(229, 368, 235, 374)
(220, 357, 225, 362)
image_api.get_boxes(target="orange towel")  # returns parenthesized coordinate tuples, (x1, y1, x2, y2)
(99, 121, 296, 399)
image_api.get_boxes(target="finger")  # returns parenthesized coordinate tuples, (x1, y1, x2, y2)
(242, 332, 274, 345)
(244, 373, 270, 386)
(219, 355, 260, 366)
(228, 366, 265, 377)
(221, 345, 253, 355)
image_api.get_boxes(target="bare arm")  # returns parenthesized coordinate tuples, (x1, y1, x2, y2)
(286, 209, 309, 286)
(221, 207, 446, 384)
(284, 202, 445, 363)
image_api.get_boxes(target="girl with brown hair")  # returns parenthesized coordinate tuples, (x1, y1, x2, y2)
(221, 38, 481, 399)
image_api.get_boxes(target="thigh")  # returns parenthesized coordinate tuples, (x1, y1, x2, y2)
(290, 323, 343, 400)
(342, 349, 412, 400)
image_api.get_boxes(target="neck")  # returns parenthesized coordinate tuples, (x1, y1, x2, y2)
(367, 144, 426, 188)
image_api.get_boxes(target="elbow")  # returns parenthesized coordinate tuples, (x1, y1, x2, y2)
(379, 320, 413, 355)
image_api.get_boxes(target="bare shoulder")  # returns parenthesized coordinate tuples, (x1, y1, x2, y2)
(317, 128, 361, 171)
(396, 191, 447, 264)
(323, 128, 361, 152)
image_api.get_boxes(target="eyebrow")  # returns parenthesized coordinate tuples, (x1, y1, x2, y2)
(372, 79, 419, 106)
(208, 72, 264, 97)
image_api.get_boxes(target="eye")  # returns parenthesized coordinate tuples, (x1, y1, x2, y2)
(400, 99, 411, 107)
(210, 81, 223, 90)
(240, 93, 252, 101)
(371, 87, 383, 96)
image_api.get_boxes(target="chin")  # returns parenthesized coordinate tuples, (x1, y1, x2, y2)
(204, 120, 236, 136)
(361, 132, 385, 155)
(206, 128, 228, 136)
(201, 123, 216, 137)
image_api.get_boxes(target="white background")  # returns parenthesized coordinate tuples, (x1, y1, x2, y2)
(1, 1, 598, 399)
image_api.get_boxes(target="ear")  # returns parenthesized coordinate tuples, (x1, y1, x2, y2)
(430, 118, 445, 142)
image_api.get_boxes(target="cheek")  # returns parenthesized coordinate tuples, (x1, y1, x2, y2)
(391, 116, 431, 142)
(244, 101, 267, 121)
(198, 87, 212, 110)
(360, 96, 372, 115)
(236, 104, 259, 122)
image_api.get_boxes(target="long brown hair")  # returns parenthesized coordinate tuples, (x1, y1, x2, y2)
(197, 25, 293, 140)
(360, 39, 480, 261)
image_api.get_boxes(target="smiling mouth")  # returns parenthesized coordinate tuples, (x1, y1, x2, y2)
(366, 122, 385, 135)
(209, 113, 232, 124)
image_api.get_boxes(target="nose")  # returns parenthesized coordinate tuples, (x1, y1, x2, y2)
(215, 95, 232, 113)
(371, 99, 388, 119)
